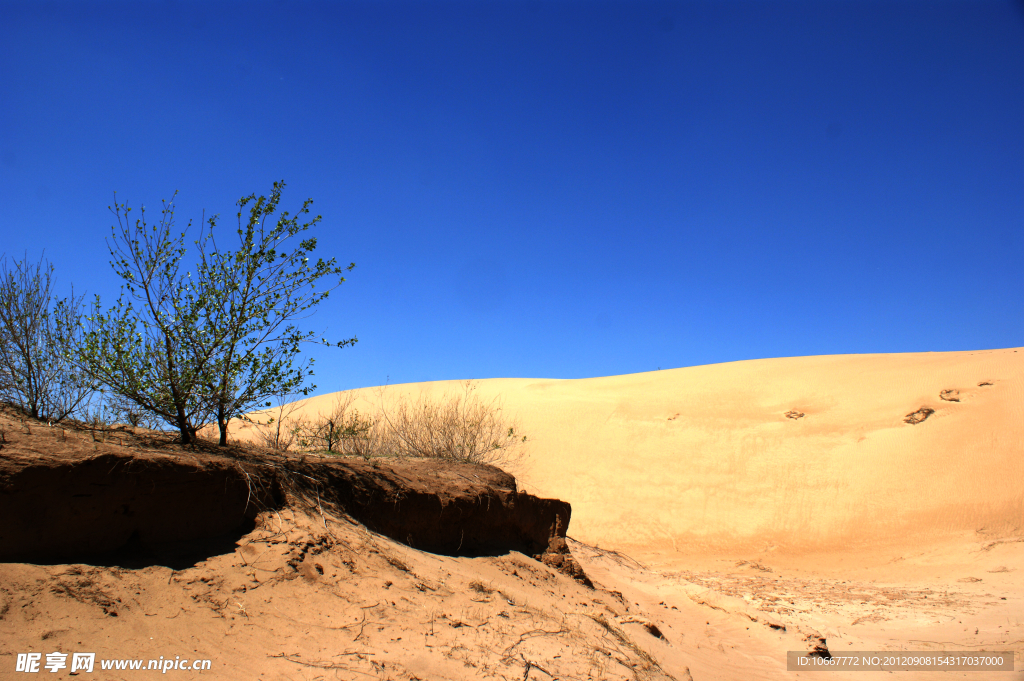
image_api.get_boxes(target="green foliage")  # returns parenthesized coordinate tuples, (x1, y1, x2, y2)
(0, 254, 93, 421)
(78, 181, 355, 445)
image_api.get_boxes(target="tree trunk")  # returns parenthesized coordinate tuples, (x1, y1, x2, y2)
(177, 421, 194, 445)
(217, 402, 228, 446)
(166, 334, 193, 445)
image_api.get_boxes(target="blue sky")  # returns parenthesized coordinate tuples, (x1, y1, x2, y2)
(2, 0, 1022, 393)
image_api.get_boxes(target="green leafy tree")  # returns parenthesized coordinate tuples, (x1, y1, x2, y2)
(195, 182, 356, 445)
(79, 181, 355, 445)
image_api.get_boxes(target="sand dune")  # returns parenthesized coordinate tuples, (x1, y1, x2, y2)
(274, 347, 1023, 560)
(4, 348, 1021, 680)
(216, 346, 1023, 676)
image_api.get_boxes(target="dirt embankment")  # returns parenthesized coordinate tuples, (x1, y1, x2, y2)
(0, 450, 275, 563)
(0, 421, 587, 582)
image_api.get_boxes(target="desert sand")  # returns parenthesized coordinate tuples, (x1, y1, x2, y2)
(264, 346, 1024, 676)
(2, 347, 1021, 680)
(283, 348, 1023, 558)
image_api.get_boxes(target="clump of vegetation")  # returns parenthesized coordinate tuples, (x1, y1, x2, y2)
(0, 254, 93, 422)
(272, 381, 527, 468)
(295, 392, 380, 457)
(374, 381, 527, 466)
(248, 391, 304, 451)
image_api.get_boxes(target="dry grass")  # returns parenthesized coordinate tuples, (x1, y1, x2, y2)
(290, 391, 380, 457)
(257, 381, 528, 469)
(248, 392, 304, 452)
(372, 381, 527, 467)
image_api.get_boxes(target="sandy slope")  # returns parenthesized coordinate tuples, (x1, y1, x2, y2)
(252, 347, 1024, 676)
(276, 348, 1023, 558)
(1, 507, 699, 681)
(3, 507, 1018, 681)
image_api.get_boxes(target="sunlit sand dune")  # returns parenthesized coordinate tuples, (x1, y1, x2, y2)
(4, 348, 1020, 680)
(259, 347, 1024, 676)
(272, 348, 1023, 561)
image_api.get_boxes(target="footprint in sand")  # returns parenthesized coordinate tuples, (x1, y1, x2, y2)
(939, 389, 960, 402)
(903, 407, 934, 425)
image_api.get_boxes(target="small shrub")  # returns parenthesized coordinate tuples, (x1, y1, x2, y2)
(374, 381, 527, 467)
(292, 381, 527, 469)
(249, 392, 305, 451)
(297, 392, 380, 457)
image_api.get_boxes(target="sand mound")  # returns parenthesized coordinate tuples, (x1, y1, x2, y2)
(277, 347, 1023, 560)
(1, 505, 698, 680)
